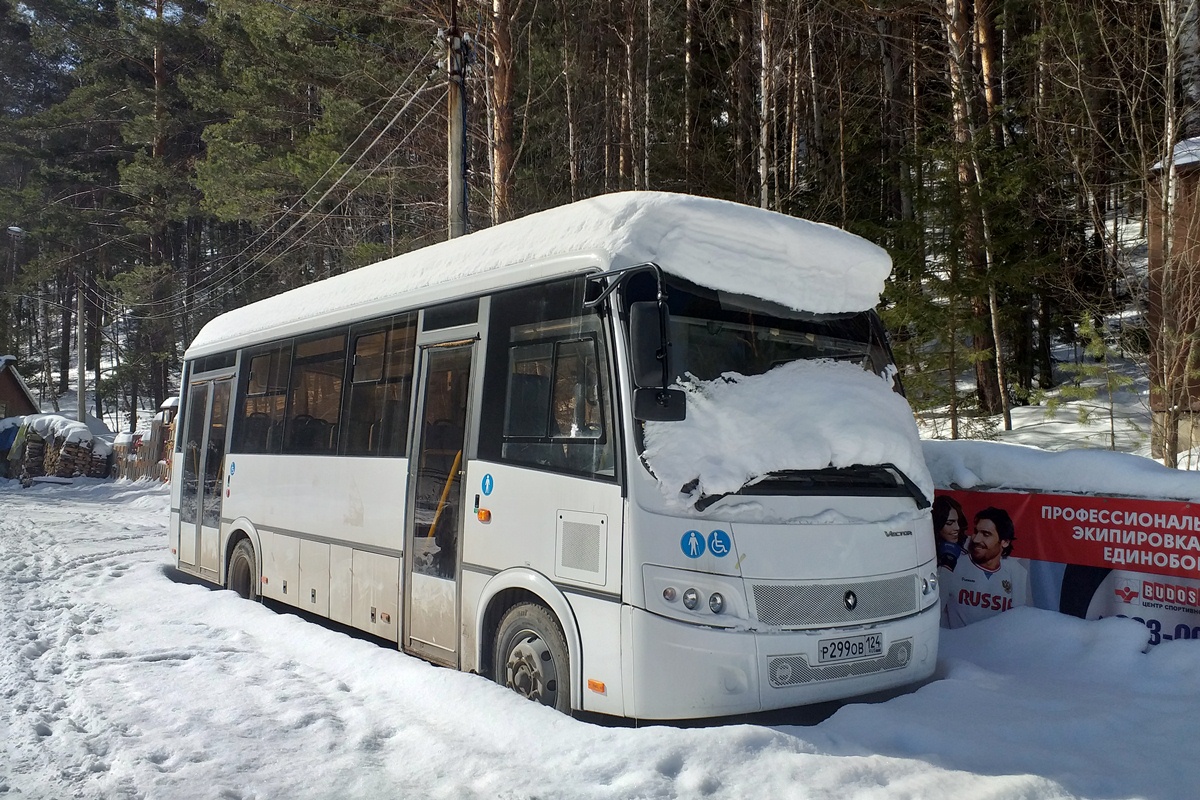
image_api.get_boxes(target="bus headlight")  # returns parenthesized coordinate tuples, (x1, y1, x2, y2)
(642, 565, 747, 628)
(708, 592, 725, 614)
(920, 569, 938, 608)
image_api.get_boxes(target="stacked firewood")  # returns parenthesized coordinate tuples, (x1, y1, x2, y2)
(57, 440, 93, 478)
(88, 450, 111, 478)
(12, 418, 110, 485)
(21, 430, 46, 483)
(42, 435, 62, 476)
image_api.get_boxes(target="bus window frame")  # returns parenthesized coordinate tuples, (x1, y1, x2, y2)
(480, 276, 620, 483)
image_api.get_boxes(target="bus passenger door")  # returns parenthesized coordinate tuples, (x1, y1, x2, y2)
(178, 376, 233, 576)
(404, 342, 473, 666)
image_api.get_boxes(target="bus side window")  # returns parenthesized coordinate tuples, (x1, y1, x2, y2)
(343, 331, 386, 455)
(340, 314, 415, 457)
(551, 337, 612, 475)
(283, 332, 346, 455)
(506, 372, 552, 436)
(480, 276, 617, 481)
(552, 339, 604, 440)
(380, 316, 415, 456)
(232, 343, 291, 454)
(477, 275, 614, 482)
(496, 338, 611, 476)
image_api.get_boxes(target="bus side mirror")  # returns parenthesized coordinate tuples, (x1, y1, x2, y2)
(630, 301, 670, 389)
(629, 301, 685, 421)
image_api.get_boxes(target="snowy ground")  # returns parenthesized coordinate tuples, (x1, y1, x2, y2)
(0, 478, 1194, 800)
(3, 329, 1196, 798)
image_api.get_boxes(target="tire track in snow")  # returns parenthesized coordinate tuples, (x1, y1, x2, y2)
(0, 482, 381, 799)
(0, 485, 168, 797)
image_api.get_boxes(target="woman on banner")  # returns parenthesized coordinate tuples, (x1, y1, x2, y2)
(932, 494, 968, 571)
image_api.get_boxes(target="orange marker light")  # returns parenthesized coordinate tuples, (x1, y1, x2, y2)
(587, 679, 606, 695)
(477, 508, 492, 523)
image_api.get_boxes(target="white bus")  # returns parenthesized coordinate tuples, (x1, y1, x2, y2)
(169, 191, 939, 720)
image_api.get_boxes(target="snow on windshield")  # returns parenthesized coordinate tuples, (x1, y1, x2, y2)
(188, 192, 891, 355)
(642, 359, 932, 509)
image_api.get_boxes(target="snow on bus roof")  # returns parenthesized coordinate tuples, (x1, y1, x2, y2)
(187, 192, 891, 356)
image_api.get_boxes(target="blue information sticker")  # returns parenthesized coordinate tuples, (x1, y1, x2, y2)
(681, 530, 705, 558)
(707, 529, 731, 557)
(229, 462, 235, 475)
(481, 473, 495, 496)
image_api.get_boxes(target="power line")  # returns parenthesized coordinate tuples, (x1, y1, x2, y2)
(112, 44, 440, 316)
(179, 87, 447, 313)
(157, 43, 438, 305)
(16, 29, 448, 331)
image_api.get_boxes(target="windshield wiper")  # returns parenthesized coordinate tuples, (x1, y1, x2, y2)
(684, 464, 929, 512)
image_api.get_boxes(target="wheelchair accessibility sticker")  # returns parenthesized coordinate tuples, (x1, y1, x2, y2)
(708, 529, 731, 557)
(681, 529, 731, 558)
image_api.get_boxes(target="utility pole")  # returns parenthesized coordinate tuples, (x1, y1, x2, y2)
(77, 269, 85, 423)
(446, 2, 469, 239)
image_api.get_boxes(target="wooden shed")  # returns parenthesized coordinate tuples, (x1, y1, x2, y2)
(0, 356, 40, 418)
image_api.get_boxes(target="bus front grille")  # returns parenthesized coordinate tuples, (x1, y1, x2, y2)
(751, 575, 917, 628)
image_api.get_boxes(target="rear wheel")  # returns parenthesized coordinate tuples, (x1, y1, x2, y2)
(493, 603, 571, 713)
(226, 539, 257, 601)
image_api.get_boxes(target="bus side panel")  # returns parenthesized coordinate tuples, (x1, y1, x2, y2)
(200, 520, 220, 574)
(462, 461, 624, 711)
(262, 531, 299, 604)
(568, 593, 625, 716)
(299, 539, 331, 617)
(351, 550, 400, 642)
(462, 462, 623, 597)
(222, 455, 408, 553)
(168, 509, 181, 565)
(329, 544, 354, 626)
(168, 457, 183, 565)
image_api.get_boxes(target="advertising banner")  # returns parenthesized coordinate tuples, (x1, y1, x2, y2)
(935, 489, 1200, 645)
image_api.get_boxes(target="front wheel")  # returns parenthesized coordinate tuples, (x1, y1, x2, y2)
(493, 603, 571, 713)
(226, 538, 258, 601)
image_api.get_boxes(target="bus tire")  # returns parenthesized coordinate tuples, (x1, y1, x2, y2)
(227, 538, 257, 601)
(493, 602, 571, 713)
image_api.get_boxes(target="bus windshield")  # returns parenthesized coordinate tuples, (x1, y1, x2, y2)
(621, 269, 928, 507)
(622, 270, 896, 385)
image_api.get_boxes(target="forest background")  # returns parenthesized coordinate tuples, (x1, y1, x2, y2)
(2, 0, 1197, 460)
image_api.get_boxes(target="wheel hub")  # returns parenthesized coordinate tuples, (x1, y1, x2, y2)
(505, 631, 558, 706)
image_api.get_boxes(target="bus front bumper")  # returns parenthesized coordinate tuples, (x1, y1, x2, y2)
(623, 603, 939, 720)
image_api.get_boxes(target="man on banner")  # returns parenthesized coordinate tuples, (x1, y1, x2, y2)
(942, 506, 1032, 629)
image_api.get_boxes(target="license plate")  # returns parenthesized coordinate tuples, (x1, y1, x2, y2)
(818, 632, 882, 664)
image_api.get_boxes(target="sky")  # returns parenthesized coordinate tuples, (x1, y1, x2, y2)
(1, 366, 1196, 800)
